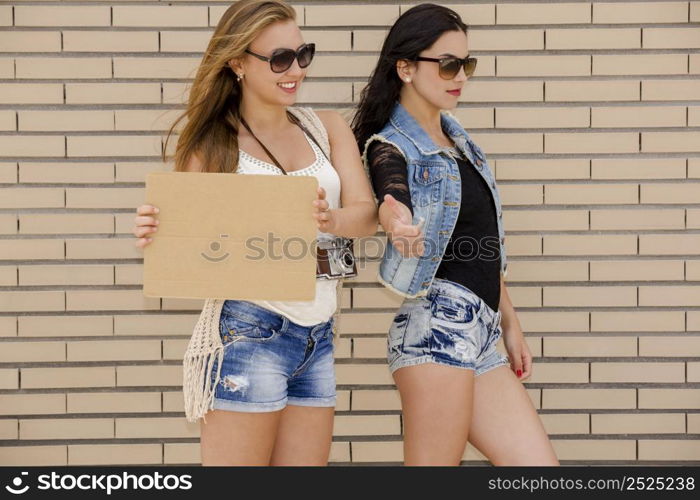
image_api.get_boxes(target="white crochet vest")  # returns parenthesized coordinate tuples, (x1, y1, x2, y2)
(182, 106, 343, 422)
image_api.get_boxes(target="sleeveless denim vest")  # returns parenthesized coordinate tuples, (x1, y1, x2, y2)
(362, 101, 508, 298)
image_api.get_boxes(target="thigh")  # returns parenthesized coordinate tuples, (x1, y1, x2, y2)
(393, 363, 474, 466)
(469, 365, 559, 465)
(270, 405, 335, 465)
(200, 409, 281, 465)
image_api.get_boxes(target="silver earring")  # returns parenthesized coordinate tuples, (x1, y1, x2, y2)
(236, 73, 243, 82)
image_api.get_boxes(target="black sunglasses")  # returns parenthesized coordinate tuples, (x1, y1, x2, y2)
(245, 43, 316, 73)
(414, 55, 477, 80)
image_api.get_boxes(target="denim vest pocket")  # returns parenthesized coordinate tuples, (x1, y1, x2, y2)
(410, 160, 444, 207)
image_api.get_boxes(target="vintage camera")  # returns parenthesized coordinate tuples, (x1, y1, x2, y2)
(316, 237, 357, 280)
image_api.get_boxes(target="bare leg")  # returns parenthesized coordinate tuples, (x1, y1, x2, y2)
(469, 365, 559, 465)
(200, 409, 281, 465)
(269, 405, 335, 465)
(393, 363, 474, 465)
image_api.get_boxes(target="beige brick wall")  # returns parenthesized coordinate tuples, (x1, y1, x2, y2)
(0, 1, 698, 466)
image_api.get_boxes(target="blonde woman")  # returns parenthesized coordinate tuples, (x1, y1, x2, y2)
(133, 0, 376, 465)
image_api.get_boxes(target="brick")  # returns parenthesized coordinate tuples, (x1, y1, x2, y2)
(690, 363, 700, 382)
(644, 28, 700, 49)
(351, 441, 402, 463)
(543, 389, 636, 409)
(306, 5, 399, 26)
(160, 31, 211, 52)
(496, 106, 588, 128)
(546, 183, 638, 204)
(66, 187, 144, 209)
(0, 162, 17, 183)
(0, 214, 16, 234)
(66, 290, 160, 311)
(509, 287, 542, 308)
(690, 414, 700, 433)
(352, 288, 404, 309)
(352, 29, 389, 51)
(639, 286, 700, 307)
(594, 54, 687, 76)
(69, 444, 162, 465)
(303, 30, 352, 51)
(0, 187, 64, 209)
(503, 207, 589, 231)
(0, 110, 14, 131)
(544, 235, 637, 255)
(640, 337, 700, 357)
(0, 394, 65, 416)
(19, 315, 112, 338)
(161, 298, 204, 311)
(499, 184, 543, 204)
(643, 132, 700, 153)
(67, 136, 161, 157)
(593, 2, 689, 23)
(554, 439, 635, 460)
(117, 365, 182, 387)
(0, 265, 16, 285)
(352, 338, 385, 359)
(20, 418, 114, 440)
(544, 336, 637, 357)
(540, 414, 589, 435)
(22, 367, 115, 389)
(0, 58, 12, 78)
(19, 264, 113, 286)
(497, 159, 589, 180)
(0, 341, 64, 362)
(590, 260, 683, 281)
(592, 311, 684, 332)
(543, 286, 636, 307)
(115, 264, 143, 285)
(307, 55, 377, 78)
(0, 291, 64, 312)
(499, 55, 590, 77)
(19, 111, 114, 132)
(68, 340, 161, 362)
(692, 55, 700, 74)
(688, 260, 700, 279)
(592, 362, 685, 383)
(339, 312, 395, 335)
(63, 31, 159, 52)
(15, 6, 111, 26)
(114, 314, 198, 336)
(333, 415, 400, 436)
(590, 209, 684, 230)
(297, 82, 355, 104)
(643, 80, 700, 101)
(0, 6, 10, 26)
(639, 440, 700, 460)
(546, 81, 639, 101)
(113, 57, 200, 79)
(545, 133, 639, 154)
(19, 214, 114, 235)
(639, 235, 700, 255)
(548, 28, 640, 50)
(163, 339, 188, 360)
(162, 82, 190, 104)
(461, 81, 544, 102)
(67, 392, 161, 414)
(592, 158, 685, 180)
(66, 83, 161, 104)
(593, 413, 684, 434)
(116, 417, 199, 438)
(0, 446, 67, 466)
(16, 57, 111, 79)
(0, 369, 17, 389)
(113, 6, 207, 27)
(0, 419, 17, 439)
(506, 235, 542, 256)
(592, 106, 686, 128)
(19, 162, 114, 184)
(470, 28, 543, 50)
(0, 31, 61, 52)
(497, 3, 590, 24)
(115, 109, 181, 132)
(527, 362, 588, 383)
(334, 338, 352, 359)
(0, 136, 65, 157)
(336, 364, 392, 386)
(640, 388, 700, 409)
(449, 108, 495, 128)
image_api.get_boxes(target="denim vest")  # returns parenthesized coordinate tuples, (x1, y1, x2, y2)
(363, 101, 508, 298)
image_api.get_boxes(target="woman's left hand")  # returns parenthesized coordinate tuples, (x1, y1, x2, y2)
(502, 323, 532, 381)
(312, 186, 338, 233)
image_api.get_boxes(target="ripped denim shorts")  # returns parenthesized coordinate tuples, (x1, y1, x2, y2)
(210, 299, 336, 412)
(387, 277, 510, 376)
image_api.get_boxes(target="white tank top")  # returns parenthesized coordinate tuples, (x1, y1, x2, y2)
(236, 129, 341, 326)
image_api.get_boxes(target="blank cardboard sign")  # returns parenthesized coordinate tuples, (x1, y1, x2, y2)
(143, 171, 318, 300)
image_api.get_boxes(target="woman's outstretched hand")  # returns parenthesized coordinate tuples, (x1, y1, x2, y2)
(312, 186, 338, 233)
(133, 204, 159, 249)
(384, 194, 424, 258)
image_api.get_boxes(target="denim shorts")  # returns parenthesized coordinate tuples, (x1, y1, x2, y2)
(387, 277, 510, 376)
(210, 299, 336, 412)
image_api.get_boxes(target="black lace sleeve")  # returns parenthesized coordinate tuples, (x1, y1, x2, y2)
(366, 141, 414, 216)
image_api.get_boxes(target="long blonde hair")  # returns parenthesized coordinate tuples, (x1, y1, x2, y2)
(163, 0, 297, 173)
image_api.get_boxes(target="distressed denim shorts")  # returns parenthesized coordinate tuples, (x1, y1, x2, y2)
(387, 277, 510, 376)
(210, 299, 336, 412)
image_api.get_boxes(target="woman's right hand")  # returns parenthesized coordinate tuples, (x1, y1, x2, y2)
(133, 204, 160, 249)
(383, 194, 424, 258)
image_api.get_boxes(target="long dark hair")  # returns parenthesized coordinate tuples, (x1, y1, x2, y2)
(351, 4, 468, 154)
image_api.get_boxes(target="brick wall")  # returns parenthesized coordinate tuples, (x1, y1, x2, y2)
(0, 1, 699, 465)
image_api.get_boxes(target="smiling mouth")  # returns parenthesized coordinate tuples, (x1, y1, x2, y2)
(278, 81, 298, 91)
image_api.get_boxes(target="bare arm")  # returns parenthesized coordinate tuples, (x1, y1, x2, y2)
(314, 110, 378, 238)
